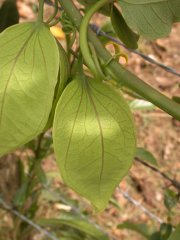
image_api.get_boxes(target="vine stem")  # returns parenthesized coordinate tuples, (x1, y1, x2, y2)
(46, 0, 58, 24)
(38, 0, 45, 23)
(58, 0, 180, 120)
(79, 0, 114, 78)
(135, 158, 180, 192)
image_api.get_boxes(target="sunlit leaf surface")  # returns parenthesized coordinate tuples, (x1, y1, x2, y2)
(0, 22, 59, 156)
(53, 78, 136, 211)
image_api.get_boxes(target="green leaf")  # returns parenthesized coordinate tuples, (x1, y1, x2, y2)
(150, 232, 161, 240)
(101, 21, 115, 34)
(168, 224, 180, 240)
(164, 189, 179, 211)
(0, 22, 59, 156)
(45, 42, 70, 130)
(111, 5, 139, 49)
(118, 0, 180, 40)
(136, 147, 158, 166)
(99, 21, 117, 45)
(110, 197, 121, 210)
(0, 0, 19, 32)
(55, 42, 70, 106)
(160, 223, 173, 240)
(53, 78, 136, 211)
(117, 221, 150, 239)
(38, 213, 109, 239)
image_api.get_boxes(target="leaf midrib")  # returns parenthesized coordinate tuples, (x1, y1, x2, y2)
(85, 79, 104, 189)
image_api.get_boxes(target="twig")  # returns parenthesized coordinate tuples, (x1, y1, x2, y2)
(0, 196, 59, 240)
(118, 187, 163, 224)
(135, 158, 180, 192)
(90, 24, 180, 78)
(35, 133, 44, 159)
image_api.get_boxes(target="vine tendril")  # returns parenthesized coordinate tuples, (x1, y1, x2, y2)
(79, 0, 114, 79)
(46, 0, 59, 24)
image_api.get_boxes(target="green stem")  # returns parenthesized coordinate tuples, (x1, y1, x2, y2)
(38, 0, 44, 23)
(48, 17, 60, 27)
(47, 0, 58, 24)
(79, 0, 113, 77)
(58, 0, 180, 120)
(89, 42, 106, 81)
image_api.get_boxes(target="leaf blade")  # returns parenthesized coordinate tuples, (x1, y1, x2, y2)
(0, 22, 59, 156)
(168, 225, 180, 240)
(117, 221, 150, 239)
(53, 79, 136, 211)
(38, 213, 109, 239)
(111, 5, 139, 49)
(118, 0, 180, 39)
(136, 147, 158, 166)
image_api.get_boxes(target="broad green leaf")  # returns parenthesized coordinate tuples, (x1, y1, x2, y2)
(0, 22, 59, 156)
(111, 5, 139, 49)
(118, 0, 180, 39)
(38, 213, 109, 239)
(53, 78, 136, 211)
(129, 99, 155, 111)
(168, 225, 180, 240)
(0, 0, 19, 32)
(118, 221, 150, 239)
(136, 147, 158, 166)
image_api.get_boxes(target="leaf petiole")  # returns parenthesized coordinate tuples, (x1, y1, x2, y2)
(79, 0, 114, 78)
(37, 0, 45, 23)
